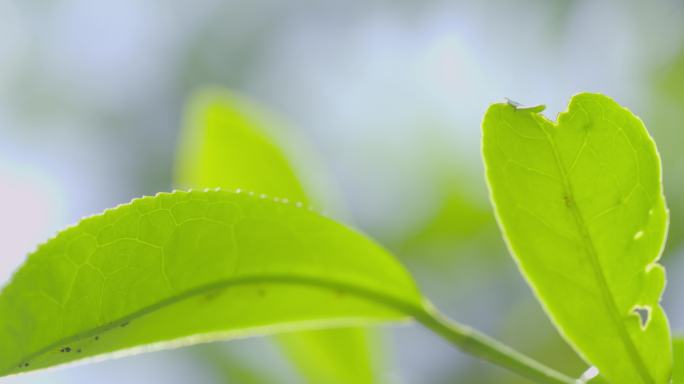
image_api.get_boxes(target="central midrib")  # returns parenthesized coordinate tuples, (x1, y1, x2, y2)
(538, 120, 654, 384)
(3, 274, 422, 375)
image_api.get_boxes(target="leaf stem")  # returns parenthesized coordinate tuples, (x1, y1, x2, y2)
(414, 301, 576, 384)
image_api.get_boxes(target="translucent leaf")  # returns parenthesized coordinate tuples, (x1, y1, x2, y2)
(482, 93, 671, 383)
(0, 190, 422, 377)
(175, 89, 379, 383)
(175, 88, 337, 211)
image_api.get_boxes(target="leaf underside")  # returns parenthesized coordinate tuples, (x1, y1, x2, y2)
(0, 190, 423, 377)
(483, 93, 671, 383)
(175, 88, 378, 384)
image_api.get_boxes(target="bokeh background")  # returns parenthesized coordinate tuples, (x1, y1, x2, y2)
(1, 0, 684, 383)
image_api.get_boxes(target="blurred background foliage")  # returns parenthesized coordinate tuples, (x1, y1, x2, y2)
(1, 0, 683, 383)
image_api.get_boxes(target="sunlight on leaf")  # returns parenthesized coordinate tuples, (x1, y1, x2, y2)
(175, 89, 309, 203)
(175, 87, 340, 213)
(0, 190, 423, 377)
(483, 93, 671, 383)
(175, 88, 380, 383)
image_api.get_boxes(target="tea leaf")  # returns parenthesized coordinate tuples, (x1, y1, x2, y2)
(0, 190, 422, 377)
(674, 337, 684, 383)
(483, 93, 671, 383)
(277, 327, 378, 384)
(175, 89, 377, 383)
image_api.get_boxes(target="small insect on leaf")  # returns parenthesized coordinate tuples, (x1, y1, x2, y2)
(505, 98, 546, 113)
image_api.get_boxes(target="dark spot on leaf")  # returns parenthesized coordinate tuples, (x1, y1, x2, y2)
(23, 363, 29, 368)
(204, 290, 221, 301)
(121, 321, 129, 328)
(94, 336, 100, 341)
(60, 347, 71, 353)
(563, 194, 573, 207)
(76, 349, 82, 353)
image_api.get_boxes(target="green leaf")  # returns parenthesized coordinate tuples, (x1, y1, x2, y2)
(277, 327, 378, 384)
(674, 337, 684, 384)
(482, 93, 671, 383)
(0, 190, 423, 377)
(175, 89, 307, 201)
(194, 343, 276, 384)
(175, 89, 379, 384)
(175, 88, 333, 209)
